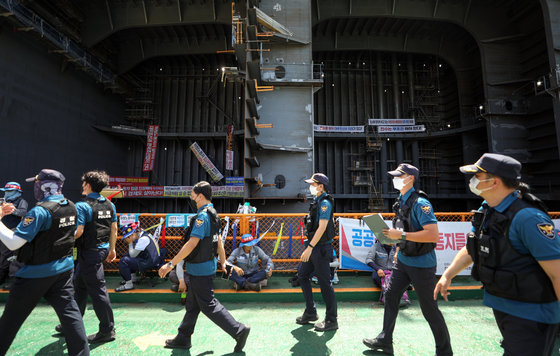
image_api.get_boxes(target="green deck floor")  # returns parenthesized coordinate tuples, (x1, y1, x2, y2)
(2, 273, 559, 355)
(4, 299, 560, 355)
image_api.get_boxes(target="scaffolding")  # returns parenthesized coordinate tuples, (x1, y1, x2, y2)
(410, 63, 442, 131)
(365, 124, 382, 152)
(124, 74, 155, 124)
(418, 147, 439, 173)
(0, 0, 115, 85)
(348, 154, 384, 212)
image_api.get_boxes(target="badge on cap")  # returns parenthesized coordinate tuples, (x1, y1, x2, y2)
(537, 223, 555, 240)
(421, 205, 432, 215)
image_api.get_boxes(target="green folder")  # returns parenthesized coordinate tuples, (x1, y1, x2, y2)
(362, 214, 397, 245)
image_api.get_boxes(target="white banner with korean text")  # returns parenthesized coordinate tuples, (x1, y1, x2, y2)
(339, 218, 472, 275)
(313, 125, 365, 133)
(377, 125, 426, 133)
(368, 119, 415, 126)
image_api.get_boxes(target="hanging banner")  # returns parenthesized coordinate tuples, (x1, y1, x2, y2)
(109, 176, 148, 187)
(119, 213, 138, 227)
(313, 125, 364, 133)
(190, 142, 224, 182)
(226, 125, 234, 171)
(142, 125, 159, 172)
(338, 218, 472, 275)
(377, 125, 426, 133)
(368, 119, 415, 126)
(226, 177, 244, 186)
(166, 214, 195, 228)
(226, 150, 234, 171)
(122, 186, 164, 197)
(164, 186, 191, 198)
(162, 185, 244, 198)
(225, 177, 244, 197)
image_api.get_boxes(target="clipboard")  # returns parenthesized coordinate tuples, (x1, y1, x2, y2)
(362, 214, 397, 245)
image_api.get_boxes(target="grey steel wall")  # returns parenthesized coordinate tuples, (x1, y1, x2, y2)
(314, 52, 480, 212)
(117, 65, 245, 213)
(0, 22, 127, 204)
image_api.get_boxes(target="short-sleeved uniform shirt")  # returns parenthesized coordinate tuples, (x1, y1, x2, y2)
(479, 192, 560, 324)
(396, 187, 438, 268)
(76, 192, 118, 249)
(315, 192, 333, 244)
(133, 235, 151, 252)
(14, 195, 74, 278)
(185, 203, 217, 276)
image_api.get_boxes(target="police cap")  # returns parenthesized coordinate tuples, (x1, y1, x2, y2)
(25, 169, 65, 183)
(459, 153, 521, 180)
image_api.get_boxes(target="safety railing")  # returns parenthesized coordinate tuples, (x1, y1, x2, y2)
(105, 212, 560, 273)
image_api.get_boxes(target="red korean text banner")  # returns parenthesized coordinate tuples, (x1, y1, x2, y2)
(109, 176, 148, 187)
(142, 125, 159, 172)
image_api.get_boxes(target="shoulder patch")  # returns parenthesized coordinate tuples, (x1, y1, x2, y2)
(22, 216, 35, 227)
(195, 218, 204, 228)
(321, 205, 328, 212)
(421, 205, 432, 215)
(537, 223, 555, 240)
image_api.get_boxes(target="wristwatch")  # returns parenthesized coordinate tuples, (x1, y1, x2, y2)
(401, 231, 407, 240)
(308, 243, 315, 249)
(167, 261, 174, 268)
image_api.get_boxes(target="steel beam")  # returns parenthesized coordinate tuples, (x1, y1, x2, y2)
(80, 0, 231, 47)
(118, 37, 228, 74)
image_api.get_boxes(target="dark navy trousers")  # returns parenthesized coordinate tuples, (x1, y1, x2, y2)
(178, 274, 245, 339)
(0, 269, 89, 356)
(493, 309, 559, 356)
(74, 248, 114, 333)
(118, 255, 140, 281)
(298, 243, 337, 322)
(229, 269, 266, 286)
(376, 260, 452, 356)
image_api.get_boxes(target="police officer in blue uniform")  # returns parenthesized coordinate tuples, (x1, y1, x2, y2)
(55, 171, 117, 343)
(296, 173, 338, 332)
(159, 181, 250, 352)
(363, 163, 452, 356)
(435, 153, 560, 356)
(0, 181, 28, 285)
(0, 169, 89, 356)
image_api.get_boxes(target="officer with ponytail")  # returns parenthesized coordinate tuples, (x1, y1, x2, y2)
(435, 153, 560, 356)
(296, 173, 338, 332)
(364, 163, 452, 356)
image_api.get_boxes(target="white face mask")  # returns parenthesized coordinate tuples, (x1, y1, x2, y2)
(469, 176, 494, 196)
(309, 185, 319, 196)
(392, 177, 407, 191)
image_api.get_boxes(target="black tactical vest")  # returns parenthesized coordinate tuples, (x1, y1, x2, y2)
(392, 190, 436, 257)
(306, 194, 336, 244)
(467, 195, 557, 303)
(184, 206, 219, 263)
(18, 200, 76, 265)
(78, 196, 113, 249)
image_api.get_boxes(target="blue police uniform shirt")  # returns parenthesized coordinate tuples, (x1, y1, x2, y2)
(76, 193, 117, 249)
(316, 192, 333, 244)
(14, 195, 74, 278)
(185, 203, 217, 276)
(480, 192, 560, 324)
(396, 187, 438, 268)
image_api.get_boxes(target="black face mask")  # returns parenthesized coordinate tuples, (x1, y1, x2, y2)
(189, 195, 198, 213)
